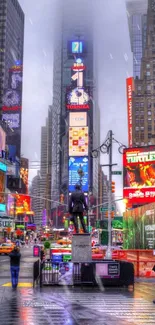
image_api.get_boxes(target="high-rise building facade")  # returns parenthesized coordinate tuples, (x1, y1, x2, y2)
(126, 0, 148, 78)
(0, 0, 24, 158)
(51, 0, 100, 224)
(32, 106, 52, 225)
(130, 0, 155, 146)
(30, 171, 42, 226)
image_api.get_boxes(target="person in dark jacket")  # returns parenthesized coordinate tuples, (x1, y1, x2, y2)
(69, 184, 88, 233)
(9, 246, 21, 289)
(40, 246, 45, 262)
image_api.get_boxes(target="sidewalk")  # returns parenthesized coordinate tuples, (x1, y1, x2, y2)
(0, 282, 155, 325)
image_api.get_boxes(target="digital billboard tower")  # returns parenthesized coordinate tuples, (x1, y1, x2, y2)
(2, 63, 23, 158)
(0, 0, 24, 159)
(51, 0, 100, 223)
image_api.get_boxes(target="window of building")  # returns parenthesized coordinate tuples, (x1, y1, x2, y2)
(140, 102, 144, 107)
(135, 127, 139, 131)
(148, 126, 152, 131)
(135, 102, 139, 107)
(148, 103, 152, 108)
(148, 117, 152, 120)
(147, 85, 151, 91)
(148, 111, 152, 115)
(140, 133, 144, 140)
(146, 71, 150, 76)
(148, 133, 152, 139)
(146, 64, 150, 68)
(137, 85, 141, 90)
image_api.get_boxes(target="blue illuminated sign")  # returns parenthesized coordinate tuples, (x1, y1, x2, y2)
(72, 41, 83, 54)
(69, 156, 89, 192)
(0, 204, 6, 212)
(0, 162, 7, 172)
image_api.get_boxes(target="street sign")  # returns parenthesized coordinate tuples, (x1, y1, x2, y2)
(100, 206, 115, 212)
(112, 171, 122, 175)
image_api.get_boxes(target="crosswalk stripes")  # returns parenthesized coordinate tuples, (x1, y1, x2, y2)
(0, 284, 155, 324)
(60, 292, 155, 324)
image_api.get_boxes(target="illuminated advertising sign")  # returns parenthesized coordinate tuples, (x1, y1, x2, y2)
(0, 170, 5, 204)
(126, 77, 134, 148)
(69, 112, 87, 127)
(2, 89, 22, 111)
(0, 204, 6, 212)
(0, 162, 7, 172)
(68, 41, 87, 57)
(20, 158, 29, 194)
(66, 87, 90, 110)
(69, 156, 89, 192)
(72, 41, 83, 53)
(2, 113, 20, 129)
(69, 127, 88, 156)
(66, 58, 91, 110)
(8, 194, 31, 216)
(2, 64, 23, 158)
(123, 146, 155, 205)
(0, 126, 6, 157)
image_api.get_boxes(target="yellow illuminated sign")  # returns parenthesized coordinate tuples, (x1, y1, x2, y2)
(69, 127, 88, 156)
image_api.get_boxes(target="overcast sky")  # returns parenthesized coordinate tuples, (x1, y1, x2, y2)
(18, 0, 132, 211)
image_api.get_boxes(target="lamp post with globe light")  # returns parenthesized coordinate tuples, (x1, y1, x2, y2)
(91, 130, 126, 259)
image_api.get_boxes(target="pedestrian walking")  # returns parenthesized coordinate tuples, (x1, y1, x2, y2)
(69, 184, 88, 233)
(40, 246, 45, 262)
(9, 246, 21, 289)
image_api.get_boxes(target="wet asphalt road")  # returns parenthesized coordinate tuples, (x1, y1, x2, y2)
(0, 247, 155, 324)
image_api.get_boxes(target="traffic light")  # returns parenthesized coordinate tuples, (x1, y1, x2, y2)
(105, 211, 115, 218)
(60, 194, 64, 203)
(111, 181, 115, 193)
(111, 211, 115, 218)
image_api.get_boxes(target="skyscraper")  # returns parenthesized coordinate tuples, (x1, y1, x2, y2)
(50, 0, 100, 224)
(32, 106, 52, 225)
(126, 0, 148, 78)
(30, 171, 42, 226)
(130, 0, 155, 146)
(0, 0, 24, 158)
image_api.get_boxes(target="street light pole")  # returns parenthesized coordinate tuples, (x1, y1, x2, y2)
(105, 130, 113, 259)
(91, 130, 126, 260)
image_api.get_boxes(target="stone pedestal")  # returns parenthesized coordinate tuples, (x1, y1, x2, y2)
(72, 234, 92, 263)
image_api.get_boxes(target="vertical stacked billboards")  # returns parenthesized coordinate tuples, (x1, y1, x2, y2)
(2, 62, 23, 158)
(67, 41, 90, 201)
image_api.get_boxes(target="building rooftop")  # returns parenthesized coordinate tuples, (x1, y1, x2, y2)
(126, 0, 148, 15)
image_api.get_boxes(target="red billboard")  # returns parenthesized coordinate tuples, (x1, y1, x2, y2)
(123, 146, 155, 205)
(8, 194, 31, 216)
(126, 77, 134, 148)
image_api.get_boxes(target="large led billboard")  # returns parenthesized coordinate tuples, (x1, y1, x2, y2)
(126, 77, 134, 148)
(69, 156, 89, 192)
(66, 59, 91, 110)
(2, 113, 20, 129)
(68, 41, 87, 57)
(0, 126, 6, 157)
(0, 171, 5, 204)
(7, 194, 31, 216)
(19, 157, 29, 194)
(123, 146, 155, 205)
(69, 112, 87, 127)
(2, 63, 23, 158)
(69, 127, 88, 156)
(66, 87, 90, 110)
